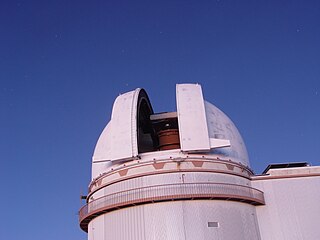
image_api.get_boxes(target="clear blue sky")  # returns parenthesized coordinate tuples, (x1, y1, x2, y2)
(1, 1, 319, 239)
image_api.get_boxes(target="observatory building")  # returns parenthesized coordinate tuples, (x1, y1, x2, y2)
(79, 84, 320, 240)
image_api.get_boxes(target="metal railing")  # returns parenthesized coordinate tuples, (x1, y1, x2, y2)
(79, 182, 264, 231)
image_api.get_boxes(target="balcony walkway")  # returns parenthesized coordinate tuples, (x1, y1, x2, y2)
(79, 182, 265, 232)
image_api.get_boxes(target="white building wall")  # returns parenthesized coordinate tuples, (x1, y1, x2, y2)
(88, 200, 260, 240)
(252, 175, 320, 240)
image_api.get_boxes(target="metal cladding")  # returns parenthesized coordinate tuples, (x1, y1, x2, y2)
(79, 83, 320, 240)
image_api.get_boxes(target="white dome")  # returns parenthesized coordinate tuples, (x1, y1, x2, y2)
(91, 84, 250, 179)
(204, 101, 250, 167)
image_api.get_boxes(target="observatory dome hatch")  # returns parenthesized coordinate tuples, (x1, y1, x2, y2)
(91, 84, 249, 179)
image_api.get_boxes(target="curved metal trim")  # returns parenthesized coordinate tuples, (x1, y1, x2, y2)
(87, 158, 254, 199)
(79, 182, 265, 232)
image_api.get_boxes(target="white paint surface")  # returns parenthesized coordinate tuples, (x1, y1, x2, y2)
(252, 170, 320, 240)
(176, 84, 211, 152)
(88, 200, 260, 240)
(93, 89, 140, 162)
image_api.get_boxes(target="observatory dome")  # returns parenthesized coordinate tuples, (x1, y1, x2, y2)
(92, 84, 250, 179)
(204, 101, 249, 167)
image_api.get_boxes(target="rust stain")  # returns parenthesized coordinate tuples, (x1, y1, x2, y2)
(153, 162, 165, 169)
(192, 161, 204, 167)
(119, 169, 129, 176)
(97, 179, 103, 186)
(226, 164, 234, 170)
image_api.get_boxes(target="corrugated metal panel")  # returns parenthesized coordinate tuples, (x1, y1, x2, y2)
(103, 205, 146, 240)
(89, 200, 260, 240)
(176, 84, 211, 152)
(88, 215, 105, 240)
(144, 202, 185, 240)
(90, 171, 253, 205)
(252, 175, 320, 240)
(183, 201, 260, 239)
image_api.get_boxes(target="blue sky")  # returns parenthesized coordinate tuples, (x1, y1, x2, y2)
(1, 1, 319, 239)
